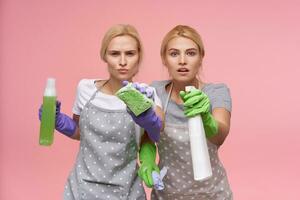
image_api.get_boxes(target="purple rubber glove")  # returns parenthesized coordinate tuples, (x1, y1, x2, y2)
(128, 106, 162, 143)
(128, 108, 161, 142)
(122, 81, 161, 142)
(39, 101, 77, 137)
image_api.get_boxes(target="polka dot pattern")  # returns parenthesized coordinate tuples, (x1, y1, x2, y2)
(64, 92, 145, 199)
(152, 124, 233, 200)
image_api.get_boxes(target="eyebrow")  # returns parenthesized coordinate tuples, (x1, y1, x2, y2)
(107, 49, 137, 52)
(186, 48, 198, 51)
(167, 48, 198, 51)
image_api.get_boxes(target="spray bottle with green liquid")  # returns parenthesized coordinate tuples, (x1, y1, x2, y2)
(39, 78, 56, 146)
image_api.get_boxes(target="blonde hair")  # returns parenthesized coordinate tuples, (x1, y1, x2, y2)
(100, 24, 143, 63)
(160, 25, 205, 64)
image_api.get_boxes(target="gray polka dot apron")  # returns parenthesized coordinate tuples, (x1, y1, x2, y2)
(151, 84, 232, 200)
(64, 88, 146, 200)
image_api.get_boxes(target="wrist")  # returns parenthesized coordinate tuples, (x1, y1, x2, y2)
(139, 142, 156, 162)
(144, 116, 162, 142)
(55, 113, 77, 137)
(202, 112, 218, 138)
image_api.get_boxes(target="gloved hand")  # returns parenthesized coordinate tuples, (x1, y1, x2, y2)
(122, 81, 162, 142)
(152, 166, 168, 190)
(180, 89, 218, 138)
(122, 80, 154, 99)
(129, 108, 161, 142)
(138, 142, 160, 188)
(39, 101, 77, 137)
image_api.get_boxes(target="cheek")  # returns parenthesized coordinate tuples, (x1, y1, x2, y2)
(190, 58, 201, 70)
(166, 66, 177, 77)
(105, 57, 118, 68)
(128, 56, 139, 68)
(165, 58, 177, 71)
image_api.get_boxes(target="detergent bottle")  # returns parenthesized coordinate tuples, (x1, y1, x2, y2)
(39, 78, 56, 146)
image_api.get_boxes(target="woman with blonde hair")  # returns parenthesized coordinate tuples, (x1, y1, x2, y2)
(39, 24, 163, 199)
(139, 25, 233, 199)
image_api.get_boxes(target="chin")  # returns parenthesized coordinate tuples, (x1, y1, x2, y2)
(173, 75, 194, 83)
(114, 74, 134, 81)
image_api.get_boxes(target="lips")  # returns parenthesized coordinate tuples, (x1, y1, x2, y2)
(177, 68, 189, 73)
(118, 69, 129, 74)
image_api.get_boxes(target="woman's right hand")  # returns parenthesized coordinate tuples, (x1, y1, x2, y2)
(39, 101, 77, 137)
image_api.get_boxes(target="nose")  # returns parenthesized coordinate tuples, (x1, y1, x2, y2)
(119, 54, 127, 67)
(179, 54, 186, 66)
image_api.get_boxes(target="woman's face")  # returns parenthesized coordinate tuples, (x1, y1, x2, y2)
(164, 36, 202, 83)
(105, 35, 139, 81)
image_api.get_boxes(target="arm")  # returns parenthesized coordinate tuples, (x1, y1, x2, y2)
(122, 82, 164, 142)
(138, 132, 159, 188)
(70, 114, 81, 140)
(154, 105, 165, 132)
(180, 88, 231, 147)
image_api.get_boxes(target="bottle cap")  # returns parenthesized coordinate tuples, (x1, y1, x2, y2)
(44, 78, 56, 96)
(46, 78, 56, 88)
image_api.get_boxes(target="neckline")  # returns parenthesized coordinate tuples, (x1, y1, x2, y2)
(164, 80, 210, 106)
(93, 79, 120, 99)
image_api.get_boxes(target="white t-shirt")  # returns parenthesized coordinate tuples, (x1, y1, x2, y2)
(72, 79, 162, 147)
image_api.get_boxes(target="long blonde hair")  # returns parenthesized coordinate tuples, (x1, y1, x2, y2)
(100, 24, 143, 63)
(160, 25, 205, 65)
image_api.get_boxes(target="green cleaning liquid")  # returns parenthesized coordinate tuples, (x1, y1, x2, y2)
(39, 78, 56, 146)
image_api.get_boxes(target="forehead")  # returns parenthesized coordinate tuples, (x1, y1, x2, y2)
(167, 36, 198, 50)
(107, 35, 138, 50)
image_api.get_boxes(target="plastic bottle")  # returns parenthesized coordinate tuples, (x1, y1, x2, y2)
(186, 86, 212, 181)
(39, 78, 56, 146)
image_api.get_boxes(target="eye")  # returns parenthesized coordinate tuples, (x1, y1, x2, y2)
(108, 51, 120, 56)
(169, 51, 179, 57)
(126, 51, 136, 56)
(186, 51, 197, 56)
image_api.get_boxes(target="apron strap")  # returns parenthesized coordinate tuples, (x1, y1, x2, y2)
(163, 82, 173, 114)
(86, 80, 109, 104)
(163, 80, 202, 114)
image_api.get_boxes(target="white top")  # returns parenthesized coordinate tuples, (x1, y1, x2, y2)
(72, 79, 162, 148)
(72, 79, 162, 115)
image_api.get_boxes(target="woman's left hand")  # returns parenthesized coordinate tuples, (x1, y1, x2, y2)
(122, 81, 162, 142)
(122, 81, 154, 99)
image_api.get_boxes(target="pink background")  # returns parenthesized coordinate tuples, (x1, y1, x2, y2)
(1, 0, 300, 199)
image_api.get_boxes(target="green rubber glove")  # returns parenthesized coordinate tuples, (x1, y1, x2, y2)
(180, 89, 218, 138)
(138, 142, 160, 188)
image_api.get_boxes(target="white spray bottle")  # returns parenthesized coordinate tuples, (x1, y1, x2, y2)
(186, 86, 212, 181)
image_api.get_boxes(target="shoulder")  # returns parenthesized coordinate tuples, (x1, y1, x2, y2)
(150, 80, 171, 99)
(77, 79, 97, 91)
(204, 83, 232, 112)
(150, 80, 171, 96)
(75, 79, 100, 101)
(204, 83, 231, 96)
(150, 80, 170, 89)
